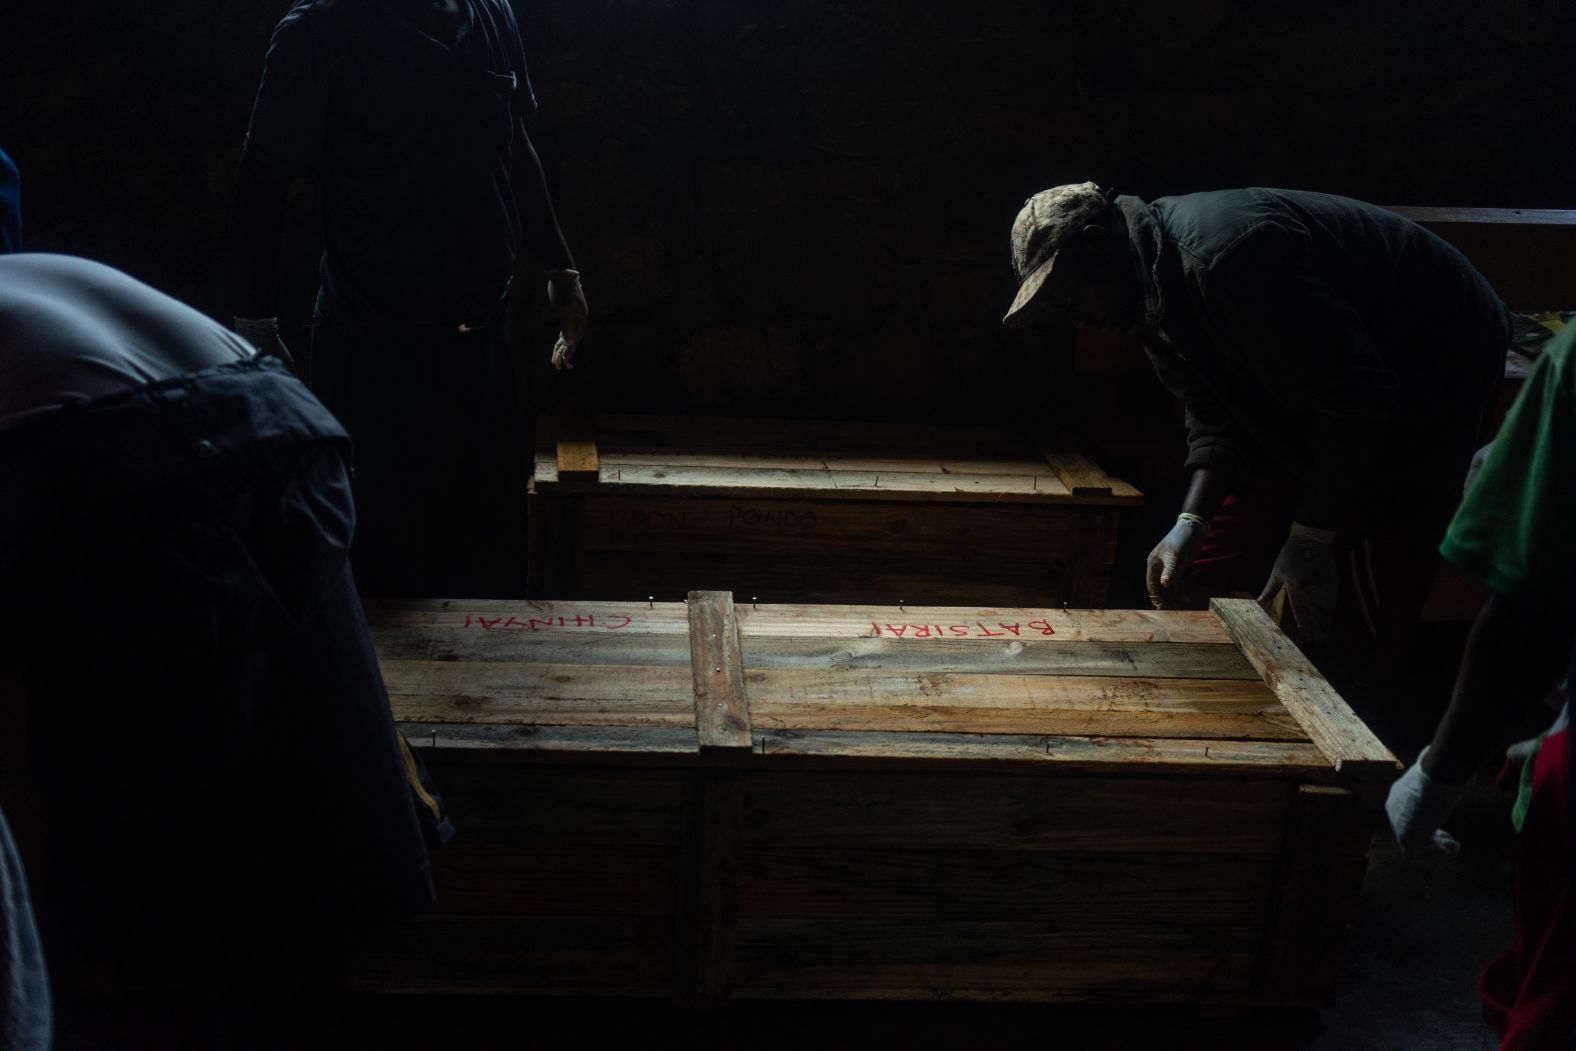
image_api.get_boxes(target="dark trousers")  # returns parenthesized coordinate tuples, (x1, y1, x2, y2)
(1188, 468, 1462, 679)
(1189, 366, 1503, 688)
(310, 314, 529, 599)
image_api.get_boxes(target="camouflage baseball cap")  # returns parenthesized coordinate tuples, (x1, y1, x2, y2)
(1002, 181, 1108, 327)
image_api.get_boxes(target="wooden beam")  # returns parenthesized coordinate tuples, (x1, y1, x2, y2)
(1209, 599, 1400, 781)
(1042, 450, 1114, 497)
(673, 772, 745, 1006)
(555, 439, 600, 483)
(1254, 784, 1368, 999)
(687, 591, 752, 756)
(1381, 205, 1576, 226)
(676, 592, 750, 1004)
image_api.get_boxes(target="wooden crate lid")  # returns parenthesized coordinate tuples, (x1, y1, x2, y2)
(371, 595, 1396, 783)
(532, 415, 1142, 507)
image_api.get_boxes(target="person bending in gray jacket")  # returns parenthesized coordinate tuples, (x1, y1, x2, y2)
(1004, 183, 1508, 677)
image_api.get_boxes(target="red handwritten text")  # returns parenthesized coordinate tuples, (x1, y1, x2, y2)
(463, 612, 634, 631)
(863, 620, 1055, 639)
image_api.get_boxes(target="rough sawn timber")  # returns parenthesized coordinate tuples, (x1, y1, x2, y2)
(351, 596, 1390, 1008)
(528, 415, 1142, 608)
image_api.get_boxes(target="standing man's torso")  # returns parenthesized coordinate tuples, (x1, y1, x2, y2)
(245, 0, 540, 326)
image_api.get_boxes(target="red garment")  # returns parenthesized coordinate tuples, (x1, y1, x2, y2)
(1480, 727, 1575, 1050)
(1186, 490, 1290, 600)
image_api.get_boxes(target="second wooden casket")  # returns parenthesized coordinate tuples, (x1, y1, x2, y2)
(529, 416, 1143, 608)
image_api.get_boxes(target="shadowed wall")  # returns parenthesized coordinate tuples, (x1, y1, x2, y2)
(3, 1, 1572, 425)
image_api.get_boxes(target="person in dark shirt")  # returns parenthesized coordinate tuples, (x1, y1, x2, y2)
(0, 255, 436, 1047)
(1004, 183, 1508, 676)
(233, 0, 586, 597)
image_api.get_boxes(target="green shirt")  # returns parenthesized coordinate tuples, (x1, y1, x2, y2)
(1441, 322, 1576, 597)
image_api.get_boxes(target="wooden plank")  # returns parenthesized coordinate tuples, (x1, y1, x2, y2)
(1210, 599, 1401, 781)
(533, 415, 1145, 502)
(731, 919, 1260, 998)
(1381, 205, 1576, 226)
(755, 730, 1333, 778)
(687, 590, 751, 755)
(547, 415, 1044, 458)
(674, 773, 745, 1005)
(750, 704, 1298, 742)
(743, 666, 1283, 712)
(1043, 449, 1114, 496)
(736, 636, 1259, 678)
(381, 661, 692, 725)
(366, 600, 1236, 644)
(400, 722, 698, 754)
(555, 438, 601, 483)
(1068, 505, 1120, 611)
(380, 630, 1256, 679)
(741, 772, 1290, 854)
(572, 496, 1084, 568)
(575, 464, 1140, 505)
(524, 490, 583, 598)
(375, 624, 693, 665)
(366, 598, 689, 633)
(578, 550, 1080, 609)
(410, 725, 1334, 777)
(347, 915, 674, 996)
(1255, 784, 1371, 1000)
(744, 669, 1304, 741)
(418, 764, 685, 846)
(738, 848, 1278, 923)
(431, 843, 676, 916)
(598, 450, 1060, 477)
(738, 605, 1233, 644)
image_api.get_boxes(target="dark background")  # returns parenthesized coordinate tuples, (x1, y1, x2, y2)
(3, 0, 1573, 426)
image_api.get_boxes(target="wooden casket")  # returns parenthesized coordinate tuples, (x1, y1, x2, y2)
(356, 594, 1396, 1007)
(528, 416, 1142, 608)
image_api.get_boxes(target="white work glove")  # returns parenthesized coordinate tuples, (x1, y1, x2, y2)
(547, 268, 588, 370)
(1385, 746, 1465, 856)
(1464, 441, 1494, 495)
(1146, 513, 1211, 610)
(233, 316, 297, 373)
(1258, 522, 1338, 645)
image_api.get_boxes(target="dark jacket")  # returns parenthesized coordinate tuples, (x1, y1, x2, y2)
(244, 0, 538, 326)
(1118, 188, 1509, 530)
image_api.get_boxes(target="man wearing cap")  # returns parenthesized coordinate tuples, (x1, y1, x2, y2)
(233, 0, 586, 597)
(1003, 183, 1508, 668)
